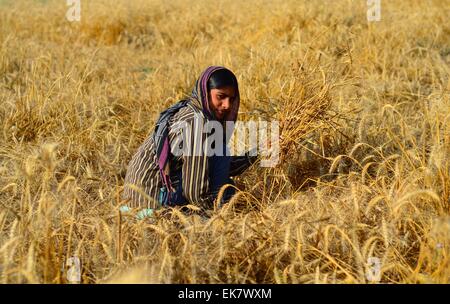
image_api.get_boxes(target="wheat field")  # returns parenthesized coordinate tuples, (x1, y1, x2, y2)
(0, 0, 449, 283)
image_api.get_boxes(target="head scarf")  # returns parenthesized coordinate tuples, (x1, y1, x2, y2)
(189, 66, 240, 122)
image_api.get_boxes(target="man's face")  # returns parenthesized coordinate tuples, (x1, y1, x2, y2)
(208, 86, 236, 121)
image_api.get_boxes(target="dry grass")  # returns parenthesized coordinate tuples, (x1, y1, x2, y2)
(0, 0, 449, 283)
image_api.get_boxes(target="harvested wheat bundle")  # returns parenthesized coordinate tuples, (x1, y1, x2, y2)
(277, 60, 333, 163)
(237, 57, 336, 204)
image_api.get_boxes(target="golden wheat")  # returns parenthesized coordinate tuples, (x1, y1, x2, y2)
(0, 0, 449, 283)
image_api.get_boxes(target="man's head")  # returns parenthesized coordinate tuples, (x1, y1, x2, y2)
(207, 69, 238, 121)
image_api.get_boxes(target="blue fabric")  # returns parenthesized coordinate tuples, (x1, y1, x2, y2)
(208, 144, 236, 204)
(169, 144, 235, 206)
(168, 169, 185, 206)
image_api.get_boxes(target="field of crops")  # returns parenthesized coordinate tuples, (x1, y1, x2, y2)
(0, 0, 449, 283)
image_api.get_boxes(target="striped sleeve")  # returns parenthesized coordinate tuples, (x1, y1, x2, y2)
(180, 114, 214, 209)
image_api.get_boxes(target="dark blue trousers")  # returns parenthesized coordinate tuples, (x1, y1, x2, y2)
(170, 146, 235, 206)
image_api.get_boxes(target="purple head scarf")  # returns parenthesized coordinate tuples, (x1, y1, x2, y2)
(189, 66, 240, 122)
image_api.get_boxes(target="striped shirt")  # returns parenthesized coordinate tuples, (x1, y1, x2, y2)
(122, 98, 256, 210)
